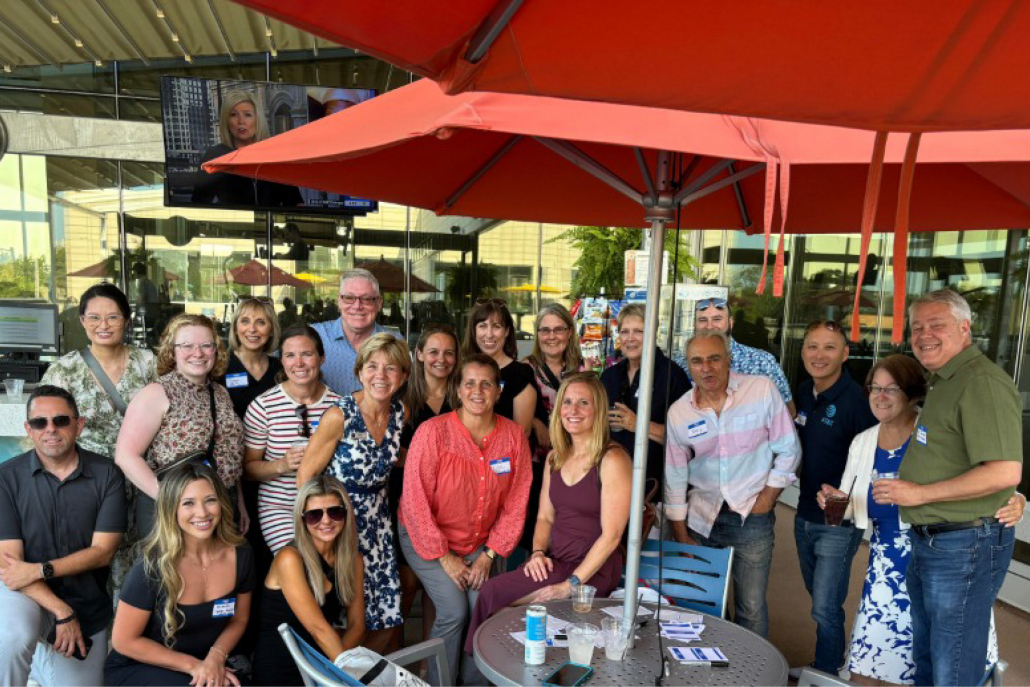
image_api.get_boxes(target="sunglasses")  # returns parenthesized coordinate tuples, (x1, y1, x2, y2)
(805, 320, 846, 335)
(475, 297, 508, 308)
(695, 298, 728, 311)
(27, 415, 76, 430)
(303, 506, 347, 526)
(296, 404, 310, 438)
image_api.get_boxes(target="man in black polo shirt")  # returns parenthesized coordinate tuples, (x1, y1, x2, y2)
(0, 385, 126, 686)
(792, 321, 877, 677)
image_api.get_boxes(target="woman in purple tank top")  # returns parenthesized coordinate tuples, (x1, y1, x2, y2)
(464, 373, 632, 654)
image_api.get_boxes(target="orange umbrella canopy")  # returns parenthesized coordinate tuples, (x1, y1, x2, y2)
(204, 79, 1030, 234)
(231, 0, 1030, 133)
(217, 259, 311, 288)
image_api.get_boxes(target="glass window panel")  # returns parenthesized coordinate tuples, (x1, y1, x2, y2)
(0, 89, 117, 118)
(0, 62, 115, 93)
(116, 54, 269, 100)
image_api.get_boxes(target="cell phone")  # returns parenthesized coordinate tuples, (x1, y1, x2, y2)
(46, 626, 93, 661)
(553, 632, 568, 641)
(542, 662, 593, 687)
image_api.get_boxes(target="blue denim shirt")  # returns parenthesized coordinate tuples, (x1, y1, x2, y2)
(311, 319, 402, 396)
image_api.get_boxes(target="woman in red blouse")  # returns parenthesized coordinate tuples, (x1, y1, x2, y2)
(399, 353, 532, 686)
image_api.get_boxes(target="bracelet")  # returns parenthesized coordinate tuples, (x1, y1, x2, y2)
(54, 612, 77, 625)
(209, 645, 227, 659)
(531, 549, 547, 559)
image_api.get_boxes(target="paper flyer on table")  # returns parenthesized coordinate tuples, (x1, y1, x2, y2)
(668, 646, 729, 664)
(655, 608, 704, 623)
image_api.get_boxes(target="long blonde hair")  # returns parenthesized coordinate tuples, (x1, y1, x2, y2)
(141, 463, 243, 647)
(548, 373, 610, 470)
(292, 476, 360, 607)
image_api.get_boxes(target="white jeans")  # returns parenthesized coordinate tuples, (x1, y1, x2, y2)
(0, 578, 107, 687)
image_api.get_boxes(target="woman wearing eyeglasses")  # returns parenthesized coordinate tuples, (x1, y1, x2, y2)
(251, 476, 365, 686)
(462, 298, 537, 437)
(243, 325, 341, 554)
(116, 314, 245, 538)
(41, 283, 156, 591)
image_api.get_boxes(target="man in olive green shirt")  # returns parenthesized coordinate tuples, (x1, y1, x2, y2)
(870, 289, 1022, 686)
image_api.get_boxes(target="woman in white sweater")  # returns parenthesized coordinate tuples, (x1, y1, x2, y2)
(818, 354, 1024, 685)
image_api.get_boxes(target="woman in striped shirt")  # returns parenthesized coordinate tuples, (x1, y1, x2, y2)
(244, 324, 342, 553)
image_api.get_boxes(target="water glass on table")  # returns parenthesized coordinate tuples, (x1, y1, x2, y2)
(568, 623, 599, 666)
(601, 617, 629, 661)
(4, 378, 24, 402)
(572, 584, 596, 613)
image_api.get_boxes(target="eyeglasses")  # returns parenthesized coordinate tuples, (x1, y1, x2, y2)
(866, 384, 903, 396)
(303, 506, 347, 526)
(538, 326, 570, 336)
(339, 294, 380, 307)
(83, 314, 125, 327)
(694, 298, 728, 311)
(296, 404, 310, 438)
(475, 297, 508, 308)
(27, 415, 75, 430)
(174, 342, 217, 353)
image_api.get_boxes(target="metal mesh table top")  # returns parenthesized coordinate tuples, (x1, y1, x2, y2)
(472, 600, 788, 686)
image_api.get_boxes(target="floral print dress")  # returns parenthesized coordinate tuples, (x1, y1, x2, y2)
(327, 394, 404, 630)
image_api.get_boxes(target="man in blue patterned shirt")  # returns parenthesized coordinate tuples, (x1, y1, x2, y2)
(312, 268, 403, 396)
(676, 298, 795, 416)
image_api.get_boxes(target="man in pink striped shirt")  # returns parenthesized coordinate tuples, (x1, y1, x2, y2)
(665, 330, 800, 637)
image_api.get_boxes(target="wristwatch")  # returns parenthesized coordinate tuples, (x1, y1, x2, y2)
(568, 574, 581, 588)
(484, 547, 497, 561)
(41, 561, 55, 581)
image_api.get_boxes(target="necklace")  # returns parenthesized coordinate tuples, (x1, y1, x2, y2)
(361, 404, 388, 432)
(186, 547, 227, 573)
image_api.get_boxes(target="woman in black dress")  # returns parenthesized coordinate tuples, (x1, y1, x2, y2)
(106, 463, 253, 686)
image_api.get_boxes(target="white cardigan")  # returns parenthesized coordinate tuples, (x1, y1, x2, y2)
(837, 423, 910, 531)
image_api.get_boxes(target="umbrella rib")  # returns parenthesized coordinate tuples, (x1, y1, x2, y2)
(634, 148, 658, 206)
(466, 0, 525, 63)
(726, 161, 753, 228)
(443, 134, 523, 210)
(533, 136, 643, 204)
(678, 162, 766, 208)
(672, 158, 737, 205)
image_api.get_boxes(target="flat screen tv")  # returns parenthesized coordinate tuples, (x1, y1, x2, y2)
(160, 76, 378, 216)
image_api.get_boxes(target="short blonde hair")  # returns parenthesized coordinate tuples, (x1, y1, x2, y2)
(617, 303, 646, 330)
(156, 314, 229, 378)
(228, 299, 280, 354)
(353, 334, 411, 398)
(218, 90, 269, 148)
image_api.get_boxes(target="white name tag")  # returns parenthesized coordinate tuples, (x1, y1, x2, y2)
(686, 420, 708, 438)
(212, 597, 236, 618)
(916, 425, 928, 445)
(796, 412, 807, 427)
(225, 372, 248, 389)
(490, 458, 512, 475)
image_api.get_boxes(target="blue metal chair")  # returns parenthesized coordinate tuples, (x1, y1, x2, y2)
(637, 539, 734, 617)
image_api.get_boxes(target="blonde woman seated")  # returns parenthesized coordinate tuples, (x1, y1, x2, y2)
(105, 463, 253, 687)
(252, 476, 365, 686)
(464, 373, 632, 654)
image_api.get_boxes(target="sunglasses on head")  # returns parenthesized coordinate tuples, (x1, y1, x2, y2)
(303, 506, 347, 526)
(296, 404, 310, 438)
(695, 298, 728, 311)
(27, 415, 75, 430)
(805, 320, 845, 335)
(475, 297, 508, 308)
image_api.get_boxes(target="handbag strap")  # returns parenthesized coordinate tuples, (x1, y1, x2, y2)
(80, 347, 128, 416)
(205, 383, 218, 463)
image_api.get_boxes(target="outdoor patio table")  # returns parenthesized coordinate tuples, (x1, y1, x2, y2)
(472, 599, 788, 686)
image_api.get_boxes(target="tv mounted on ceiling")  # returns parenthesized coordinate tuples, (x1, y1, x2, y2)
(160, 75, 378, 216)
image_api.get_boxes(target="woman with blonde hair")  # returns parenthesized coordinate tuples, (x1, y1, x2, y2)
(220, 296, 282, 420)
(116, 314, 246, 537)
(298, 333, 410, 652)
(252, 476, 365, 686)
(465, 372, 632, 652)
(106, 463, 253, 686)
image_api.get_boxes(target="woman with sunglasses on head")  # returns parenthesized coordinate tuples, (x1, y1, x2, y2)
(41, 282, 156, 593)
(251, 476, 365, 686)
(297, 333, 410, 653)
(243, 325, 342, 554)
(116, 314, 246, 538)
(106, 463, 253, 687)
(463, 298, 537, 438)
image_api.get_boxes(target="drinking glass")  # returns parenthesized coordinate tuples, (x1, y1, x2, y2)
(601, 617, 629, 660)
(572, 584, 596, 613)
(568, 623, 599, 666)
(4, 378, 24, 402)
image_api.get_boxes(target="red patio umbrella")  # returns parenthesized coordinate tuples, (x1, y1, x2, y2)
(217, 259, 311, 289)
(68, 260, 180, 282)
(355, 257, 439, 293)
(232, 0, 1030, 134)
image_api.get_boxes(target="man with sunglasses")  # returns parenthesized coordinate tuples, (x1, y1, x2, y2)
(312, 268, 402, 395)
(688, 297, 796, 417)
(791, 320, 877, 679)
(0, 385, 126, 686)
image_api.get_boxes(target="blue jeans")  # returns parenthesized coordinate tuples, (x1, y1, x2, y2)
(794, 516, 864, 673)
(690, 507, 775, 637)
(908, 522, 1014, 686)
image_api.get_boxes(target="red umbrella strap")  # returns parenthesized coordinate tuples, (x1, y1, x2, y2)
(852, 131, 889, 343)
(754, 158, 778, 296)
(772, 161, 791, 297)
(891, 133, 922, 345)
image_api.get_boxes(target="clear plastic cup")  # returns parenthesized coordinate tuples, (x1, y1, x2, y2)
(572, 584, 596, 613)
(4, 378, 24, 402)
(568, 623, 599, 666)
(601, 617, 629, 660)
(872, 470, 900, 481)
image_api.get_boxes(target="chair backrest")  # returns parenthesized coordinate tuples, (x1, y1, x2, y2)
(637, 539, 733, 617)
(979, 659, 1008, 687)
(277, 623, 365, 687)
(620, 477, 660, 557)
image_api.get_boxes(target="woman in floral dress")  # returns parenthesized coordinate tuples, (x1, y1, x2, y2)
(299, 333, 410, 653)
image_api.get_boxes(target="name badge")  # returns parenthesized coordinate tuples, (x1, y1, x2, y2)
(916, 425, 928, 445)
(686, 420, 708, 438)
(310, 420, 319, 434)
(796, 412, 807, 427)
(212, 597, 236, 618)
(225, 372, 248, 389)
(489, 458, 512, 475)
(354, 431, 370, 443)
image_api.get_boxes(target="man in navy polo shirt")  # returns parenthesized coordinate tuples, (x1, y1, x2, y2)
(792, 320, 877, 677)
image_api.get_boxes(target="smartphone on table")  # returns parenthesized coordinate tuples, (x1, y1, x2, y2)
(542, 662, 593, 687)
